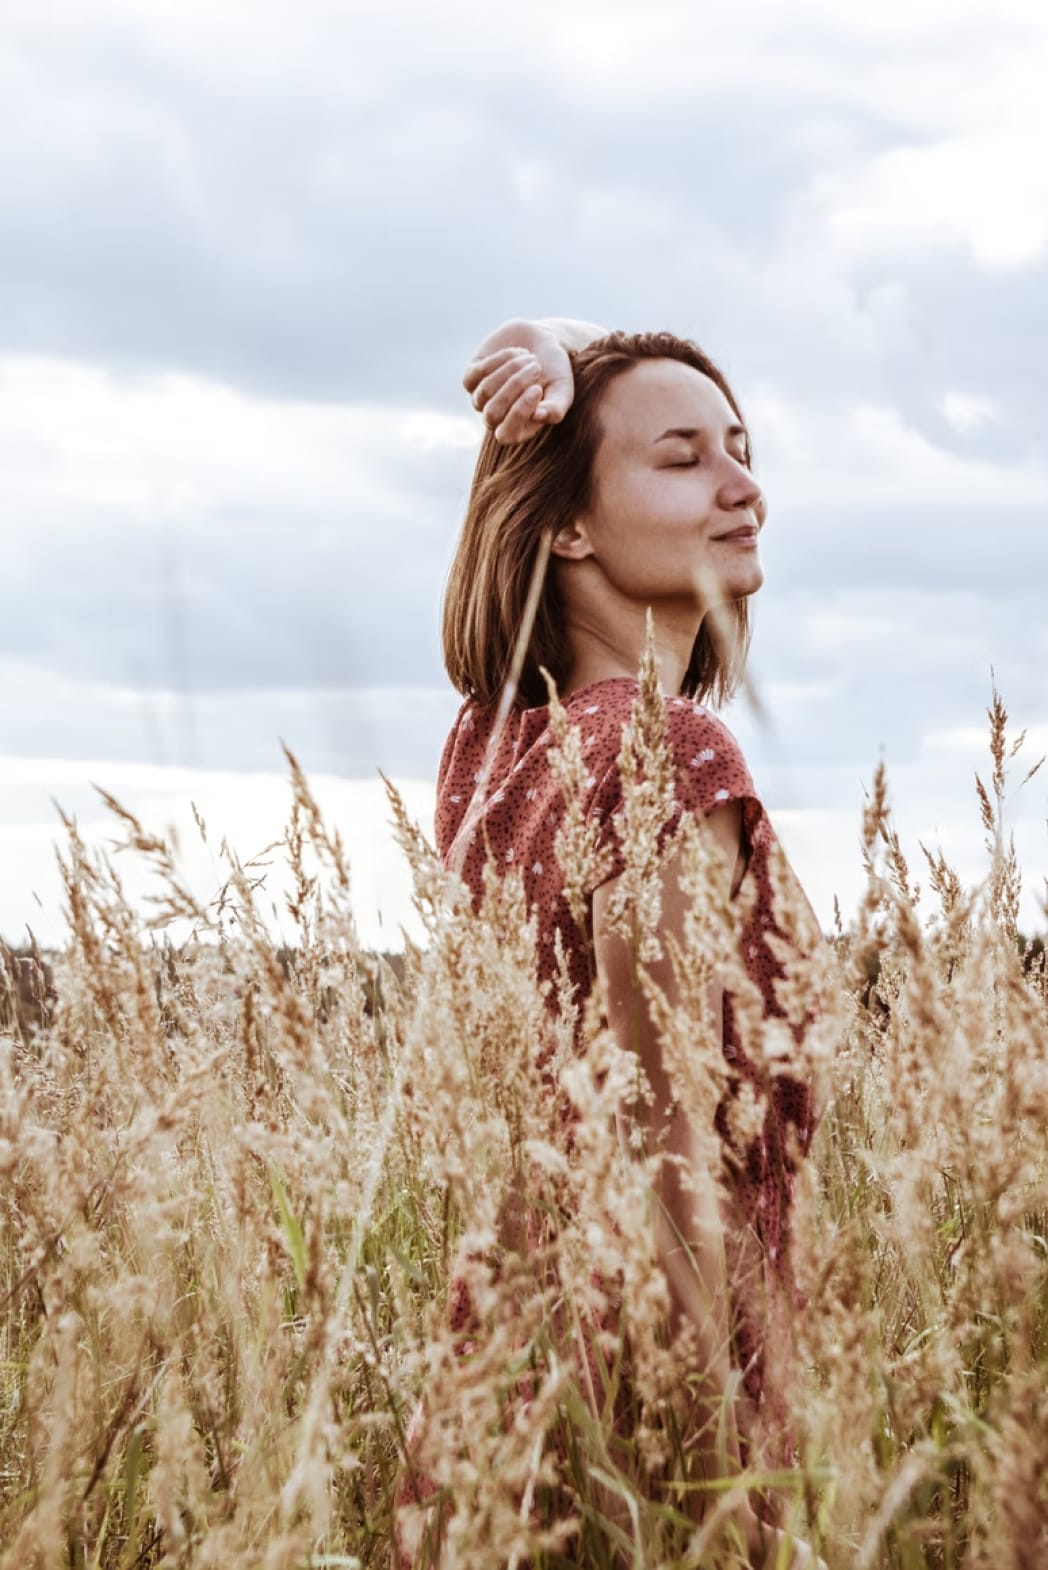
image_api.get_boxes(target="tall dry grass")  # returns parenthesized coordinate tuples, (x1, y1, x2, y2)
(0, 672, 1045, 1569)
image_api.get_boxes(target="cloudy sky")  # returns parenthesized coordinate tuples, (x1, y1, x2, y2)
(3, 0, 1046, 950)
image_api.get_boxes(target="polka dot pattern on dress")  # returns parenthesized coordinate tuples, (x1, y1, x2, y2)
(435, 676, 821, 1268)
(394, 675, 827, 1550)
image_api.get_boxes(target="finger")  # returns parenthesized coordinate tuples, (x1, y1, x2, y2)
(532, 371, 573, 424)
(494, 386, 546, 444)
(463, 346, 530, 393)
(462, 346, 534, 394)
(481, 360, 544, 426)
(470, 355, 541, 414)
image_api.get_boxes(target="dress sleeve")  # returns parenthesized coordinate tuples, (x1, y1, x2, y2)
(435, 702, 467, 798)
(433, 700, 474, 861)
(587, 701, 764, 891)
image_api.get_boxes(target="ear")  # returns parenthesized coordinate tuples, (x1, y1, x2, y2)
(549, 518, 595, 562)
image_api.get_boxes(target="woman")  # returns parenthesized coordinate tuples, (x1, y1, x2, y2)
(396, 319, 827, 1568)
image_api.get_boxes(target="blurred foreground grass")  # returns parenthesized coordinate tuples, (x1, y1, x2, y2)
(0, 683, 1045, 1570)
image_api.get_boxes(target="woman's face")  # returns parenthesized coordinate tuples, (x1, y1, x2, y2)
(556, 357, 766, 613)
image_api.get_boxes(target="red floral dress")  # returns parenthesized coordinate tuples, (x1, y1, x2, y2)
(394, 677, 823, 1562)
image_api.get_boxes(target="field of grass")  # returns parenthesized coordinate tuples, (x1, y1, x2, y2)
(0, 679, 1045, 1569)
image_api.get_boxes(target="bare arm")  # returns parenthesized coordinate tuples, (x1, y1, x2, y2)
(470, 315, 609, 357)
(593, 803, 773, 1544)
(594, 805, 744, 1440)
(537, 315, 611, 351)
(595, 809, 826, 1570)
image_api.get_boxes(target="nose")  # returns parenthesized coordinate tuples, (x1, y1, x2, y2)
(721, 458, 766, 522)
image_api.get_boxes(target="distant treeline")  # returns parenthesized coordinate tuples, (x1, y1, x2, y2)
(2, 933, 1043, 1048)
(0, 941, 410, 1045)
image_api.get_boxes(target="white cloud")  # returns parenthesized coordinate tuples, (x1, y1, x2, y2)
(0, 353, 479, 693)
(942, 392, 997, 434)
(0, 754, 438, 953)
(0, 354, 479, 515)
(817, 132, 1048, 270)
(746, 388, 1048, 512)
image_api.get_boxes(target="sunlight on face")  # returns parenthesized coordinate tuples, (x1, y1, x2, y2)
(581, 358, 766, 613)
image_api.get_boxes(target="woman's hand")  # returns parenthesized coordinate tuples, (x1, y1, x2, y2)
(462, 327, 575, 444)
(462, 315, 609, 442)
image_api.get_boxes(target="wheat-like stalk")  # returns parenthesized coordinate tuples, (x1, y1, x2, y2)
(0, 668, 1044, 1568)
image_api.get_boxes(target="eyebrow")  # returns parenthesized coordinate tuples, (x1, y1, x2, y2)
(654, 423, 749, 445)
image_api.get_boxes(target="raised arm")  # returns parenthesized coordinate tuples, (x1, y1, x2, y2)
(462, 315, 609, 444)
(473, 316, 609, 356)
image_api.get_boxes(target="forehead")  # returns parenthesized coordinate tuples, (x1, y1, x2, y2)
(595, 358, 736, 453)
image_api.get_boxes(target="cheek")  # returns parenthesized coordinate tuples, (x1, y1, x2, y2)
(619, 472, 706, 530)
(591, 474, 711, 574)
(655, 472, 717, 528)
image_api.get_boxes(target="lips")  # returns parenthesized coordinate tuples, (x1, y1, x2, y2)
(715, 527, 759, 542)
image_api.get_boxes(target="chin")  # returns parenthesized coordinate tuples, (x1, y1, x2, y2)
(711, 566, 764, 605)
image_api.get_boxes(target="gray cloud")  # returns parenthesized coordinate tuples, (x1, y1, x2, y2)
(1, 3, 1043, 434)
(1, 0, 1046, 823)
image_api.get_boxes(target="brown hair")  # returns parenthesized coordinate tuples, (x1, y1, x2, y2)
(442, 330, 756, 710)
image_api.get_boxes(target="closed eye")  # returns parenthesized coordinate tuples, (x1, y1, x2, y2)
(670, 452, 751, 470)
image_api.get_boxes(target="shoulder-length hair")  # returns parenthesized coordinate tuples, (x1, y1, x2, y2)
(442, 330, 756, 711)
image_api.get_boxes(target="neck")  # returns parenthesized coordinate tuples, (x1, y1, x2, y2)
(557, 601, 701, 704)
